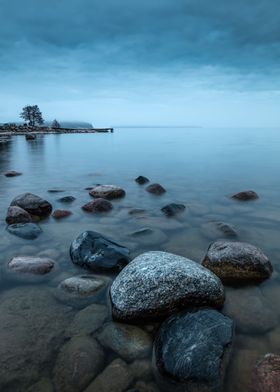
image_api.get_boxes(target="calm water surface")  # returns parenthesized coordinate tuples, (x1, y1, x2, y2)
(0, 127, 280, 391)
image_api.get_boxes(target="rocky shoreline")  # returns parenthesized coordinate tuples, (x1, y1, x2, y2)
(0, 126, 114, 136)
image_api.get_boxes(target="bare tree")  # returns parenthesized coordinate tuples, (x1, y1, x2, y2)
(52, 119, 61, 129)
(20, 105, 44, 127)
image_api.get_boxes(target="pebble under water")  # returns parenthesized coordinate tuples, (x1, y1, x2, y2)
(0, 128, 280, 392)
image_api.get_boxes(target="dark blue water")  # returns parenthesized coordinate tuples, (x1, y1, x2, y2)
(0, 128, 279, 391)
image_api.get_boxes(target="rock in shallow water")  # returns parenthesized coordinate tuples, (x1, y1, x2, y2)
(58, 195, 76, 203)
(201, 221, 238, 240)
(97, 322, 152, 362)
(52, 209, 72, 219)
(251, 353, 280, 392)
(70, 231, 130, 272)
(146, 183, 166, 195)
(153, 309, 234, 392)
(231, 190, 259, 201)
(6, 206, 32, 225)
(111, 251, 224, 322)
(161, 203, 186, 217)
(82, 198, 113, 213)
(4, 170, 22, 177)
(10, 192, 52, 218)
(89, 184, 126, 199)
(202, 240, 273, 283)
(7, 222, 42, 239)
(135, 176, 150, 185)
(7, 256, 55, 283)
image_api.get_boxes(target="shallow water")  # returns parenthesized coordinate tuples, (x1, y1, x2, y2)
(0, 128, 280, 391)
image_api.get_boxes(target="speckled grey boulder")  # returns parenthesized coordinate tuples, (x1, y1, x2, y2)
(110, 251, 225, 322)
(153, 309, 234, 392)
(202, 240, 273, 283)
(89, 185, 126, 199)
(10, 192, 52, 217)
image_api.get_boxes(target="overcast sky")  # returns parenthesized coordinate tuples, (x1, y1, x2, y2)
(0, 0, 280, 127)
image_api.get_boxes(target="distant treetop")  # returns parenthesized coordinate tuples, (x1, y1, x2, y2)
(20, 105, 44, 127)
(52, 119, 61, 129)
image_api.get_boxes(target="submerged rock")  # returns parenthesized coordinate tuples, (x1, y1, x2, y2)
(6, 206, 32, 225)
(97, 322, 152, 362)
(84, 359, 134, 392)
(7, 222, 42, 239)
(7, 256, 55, 283)
(58, 196, 76, 203)
(202, 240, 272, 283)
(161, 203, 186, 217)
(4, 170, 22, 177)
(231, 190, 259, 201)
(55, 275, 110, 308)
(70, 231, 130, 272)
(47, 189, 65, 193)
(135, 176, 150, 185)
(111, 251, 224, 322)
(128, 228, 167, 246)
(53, 337, 104, 392)
(153, 309, 234, 392)
(201, 221, 238, 240)
(89, 185, 126, 199)
(82, 198, 113, 213)
(128, 208, 146, 215)
(52, 209, 72, 219)
(10, 192, 52, 218)
(251, 353, 280, 392)
(146, 183, 166, 195)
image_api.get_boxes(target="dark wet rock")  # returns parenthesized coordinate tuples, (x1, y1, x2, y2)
(4, 170, 22, 177)
(153, 309, 234, 392)
(65, 304, 108, 338)
(7, 222, 42, 239)
(251, 354, 280, 392)
(25, 133, 36, 140)
(161, 203, 186, 217)
(82, 198, 113, 213)
(84, 359, 134, 392)
(146, 183, 166, 195)
(53, 337, 104, 392)
(52, 209, 72, 219)
(111, 251, 224, 322)
(129, 360, 153, 382)
(128, 228, 167, 246)
(97, 322, 152, 362)
(0, 286, 72, 391)
(231, 190, 259, 201)
(27, 377, 53, 392)
(223, 287, 278, 334)
(55, 275, 110, 308)
(89, 184, 126, 199)
(202, 240, 272, 283)
(58, 195, 76, 203)
(47, 189, 65, 193)
(70, 231, 130, 272)
(135, 176, 150, 185)
(201, 221, 238, 240)
(6, 206, 32, 225)
(10, 192, 52, 218)
(129, 208, 146, 215)
(8, 256, 55, 275)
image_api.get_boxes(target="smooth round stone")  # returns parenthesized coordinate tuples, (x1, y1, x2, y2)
(70, 231, 130, 272)
(251, 354, 280, 392)
(153, 309, 234, 392)
(110, 251, 225, 322)
(52, 209, 72, 219)
(231, 190, 259, 201)
(10, 192, 52, 217)
(82, 198, 113, 213)
(6, 206, 32, 225)
(135, 176, 150, 185)
(4, 170, 22, 177)
(161, 203, 186, 217)
(6, 222, 42, 239)
(53, 337, 104, 392)
(55, 275, 110, 308)
(58, 196, 76, 203)
(146, 183, 166, 195)
(97, 322, 152, 362)
(202, 240, 273, 283)
(8, 256, 55, 276)
(89, 185, 126, 199)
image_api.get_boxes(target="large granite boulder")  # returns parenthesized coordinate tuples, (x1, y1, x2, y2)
(7, 222, 42, 239)
(6, 206, 32, 225)
(110, 251, 224, 322)
(251, 354, 280, 392)
(153, 309, 234, 392)
(231, 190, 259, 201)
(202, 240, 273, 283)
(70, 231, 130, 272)
(10, 193, 52, 218)
(89, 185, 125, 199)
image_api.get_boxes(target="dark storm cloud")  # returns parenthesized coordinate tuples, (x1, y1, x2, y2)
(0, 0, 280, 75)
